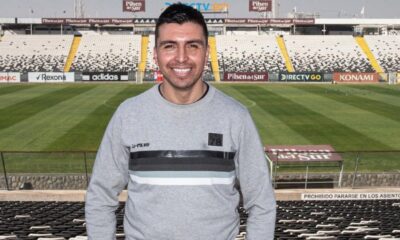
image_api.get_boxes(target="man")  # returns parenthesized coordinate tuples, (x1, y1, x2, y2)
(85, 3, 276, 240)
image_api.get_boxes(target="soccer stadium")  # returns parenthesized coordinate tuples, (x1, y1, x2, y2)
(0, 0, 400, 239)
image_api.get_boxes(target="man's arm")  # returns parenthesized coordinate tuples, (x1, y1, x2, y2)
(85, 107, 129, 240)
(237, 111, 276, 240)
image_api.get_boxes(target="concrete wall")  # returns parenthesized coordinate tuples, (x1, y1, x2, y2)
(1, 173, 399, 190)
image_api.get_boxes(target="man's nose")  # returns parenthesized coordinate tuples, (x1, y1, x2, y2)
(176, 45, 188, 63)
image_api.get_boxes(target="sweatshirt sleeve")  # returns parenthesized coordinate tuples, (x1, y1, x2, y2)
(237, 111, 276, 240)
(85, 106, 130, 240)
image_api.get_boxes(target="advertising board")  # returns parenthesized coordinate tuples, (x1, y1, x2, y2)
(279, 73, 324, 82)
(82, 72, 129, 81)
(265, 145, 342, 162)
(123, 0, 145, 12)
(249, 0, 272, 12)
(223, 72, 268, 81)
(333, 72, 379, 83)
(28, 72, 75, 82)
(0, 72, 21, 82)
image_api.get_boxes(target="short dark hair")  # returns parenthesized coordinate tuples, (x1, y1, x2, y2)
(155, 3, 208, 46)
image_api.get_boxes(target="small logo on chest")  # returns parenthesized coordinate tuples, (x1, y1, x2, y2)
(208, 133, 223, 147)
(131, 143, 150, 149)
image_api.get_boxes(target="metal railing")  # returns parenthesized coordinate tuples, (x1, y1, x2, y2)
(1, 150, 400, 190)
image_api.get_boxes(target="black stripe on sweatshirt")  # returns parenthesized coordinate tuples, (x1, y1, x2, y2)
(129, 150, 236, 172)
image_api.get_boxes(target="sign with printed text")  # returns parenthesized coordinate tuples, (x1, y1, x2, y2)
(0, 72, 20, 82)
(279, 73, 324, 82)
(224, 72, 268, 81)
(265, 145, 342, 162)
(28, 72, 74, 82)
(249, 0, 272, 12)
(302, 192, 400, 200)
(224, 18, 315, 25)
(123, 0, 145, 12)
(333, 72, 379, 83)
(164, 2, 229, 13)
(82, 72, 129, 81)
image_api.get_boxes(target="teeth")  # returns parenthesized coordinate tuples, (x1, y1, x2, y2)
(173, 68, 190, 73)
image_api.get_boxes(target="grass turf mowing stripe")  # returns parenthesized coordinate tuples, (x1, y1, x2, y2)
(346, 84, 400, 98)
(0, 84, 65, 110)
(294, 85, 400, 123)
(215, 84, 311, 145)
(0, 84, 36, 96)
(0, 84, 132, 151)
(0, 85, 95, 131)
(46, 84, 152, 151)
(232, 85, 391, 151)
(274, 85, 400, 150)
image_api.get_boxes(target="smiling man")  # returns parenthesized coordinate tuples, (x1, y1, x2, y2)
(85, 3, 276, 240)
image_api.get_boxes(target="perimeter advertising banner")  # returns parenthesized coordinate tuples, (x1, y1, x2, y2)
(0, 72, 20, 82)
(249, 0, 272, 12)
(223, 72, 268, 81)
(28, 72, 75, 82)
(333, 72, 379, 83)
(265, 145, 343, 162)
(82, 72, 129, 81)
(42, 18, 135, 25)
(123, 0, 145, 12)
(279, 73, 324, 82)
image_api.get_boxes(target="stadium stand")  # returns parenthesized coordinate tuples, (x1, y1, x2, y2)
(1, 200, 400, 239)
(365, 36, 400, 72)
(216, 35, 287, 73)
(70, 34, 141, 72)
(0, 35, 73, 72)
(284, 35, 374, 73)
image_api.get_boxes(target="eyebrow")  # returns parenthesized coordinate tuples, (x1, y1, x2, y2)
(158, 39, 206, 47)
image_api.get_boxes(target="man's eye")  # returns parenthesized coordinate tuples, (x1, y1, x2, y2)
(163, 44, 175, 49)
(188, 44, 200, 49)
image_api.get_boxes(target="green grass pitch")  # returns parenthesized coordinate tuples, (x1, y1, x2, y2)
(0, 83, 399, 173)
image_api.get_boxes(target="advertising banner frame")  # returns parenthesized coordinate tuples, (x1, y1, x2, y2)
(333, 72, 379, 83)
(0, 72, 21, 83)
(81, 72, 129, 81)
(123, 0, 146, 12)
(223, 72, 268, 82)
(249, 0, 272, 12)
(28, 72, 75, 83)
(278, 73, 325, 82)
(265, 145, 344, 188)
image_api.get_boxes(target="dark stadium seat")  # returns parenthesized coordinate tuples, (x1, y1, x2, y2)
(1, 199, 400, 239)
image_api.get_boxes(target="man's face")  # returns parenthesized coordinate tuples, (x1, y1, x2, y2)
(154, 22, 209, 91)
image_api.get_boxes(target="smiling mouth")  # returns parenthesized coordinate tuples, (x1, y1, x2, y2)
(172, 68, 191, 75)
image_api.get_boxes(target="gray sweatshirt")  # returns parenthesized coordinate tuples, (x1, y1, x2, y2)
(85, 83, 276, 240)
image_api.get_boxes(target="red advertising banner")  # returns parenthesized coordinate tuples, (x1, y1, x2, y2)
(333, 72, 379, 83)
(224, 18, 315, 25)
(249, 0, 272, 12)
(224, 72, 268, 81)
(265, 145, 343, 162)
(123, 0, 145, 12)
(42, 18, 134, 25)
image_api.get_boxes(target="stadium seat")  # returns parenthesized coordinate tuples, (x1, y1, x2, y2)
(365, 36, 400, 72)
(71, 35, 141, 72)
(285, 35, 374, 73)
(0, 35, 73, 72)
(216, 35, 286, 73)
